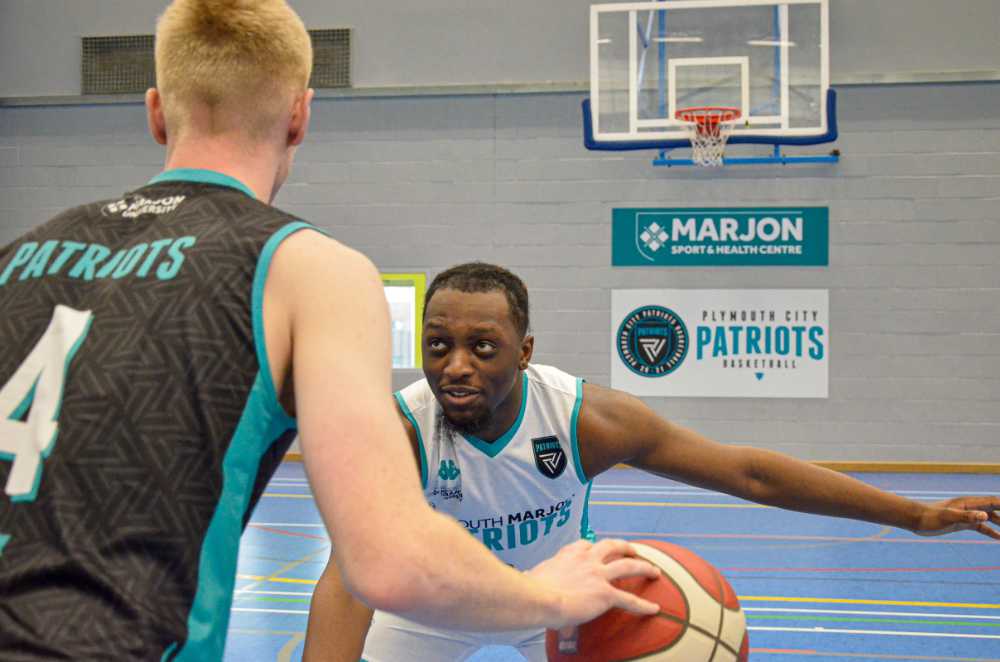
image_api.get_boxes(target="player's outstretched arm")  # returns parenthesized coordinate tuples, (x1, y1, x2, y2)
(577, 383, 1000, 539)
(303, 553, 373, 662)
(265, 232, 660, 631)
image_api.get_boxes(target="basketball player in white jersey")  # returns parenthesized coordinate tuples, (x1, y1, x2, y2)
(303, 262, 1000, 662)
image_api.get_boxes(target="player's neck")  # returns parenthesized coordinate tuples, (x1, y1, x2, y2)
(474, 372, 525, 443)
(162, 137, 281, 203)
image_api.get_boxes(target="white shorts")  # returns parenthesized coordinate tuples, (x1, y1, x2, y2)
(361, 610, 546, 662)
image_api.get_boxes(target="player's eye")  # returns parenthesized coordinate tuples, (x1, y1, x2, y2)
(427, 339, 448, 352)
(475, 341, 497, 354)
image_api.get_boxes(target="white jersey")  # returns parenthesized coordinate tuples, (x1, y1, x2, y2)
(394, 363, 594, 571)
(360, 365, 593, 662)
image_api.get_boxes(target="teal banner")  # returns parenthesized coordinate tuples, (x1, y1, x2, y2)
(612, 207, 829, 266)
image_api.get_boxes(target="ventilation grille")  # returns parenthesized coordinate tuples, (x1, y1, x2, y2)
(82, 35, 156, 95)
(81, 28, 352, 95)
(309, 28, 352, 89)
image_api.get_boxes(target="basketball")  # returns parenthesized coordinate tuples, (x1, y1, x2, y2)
(545, 539, 748, 662)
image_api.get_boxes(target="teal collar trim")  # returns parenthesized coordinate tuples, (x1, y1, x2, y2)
(461, 373, 528, 458)
(149, 168, 256, 199)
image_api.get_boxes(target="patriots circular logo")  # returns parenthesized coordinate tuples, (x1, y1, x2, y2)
(617, 305, 688, 377)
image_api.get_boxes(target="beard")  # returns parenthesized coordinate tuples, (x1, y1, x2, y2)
(436, 406, 494, 438)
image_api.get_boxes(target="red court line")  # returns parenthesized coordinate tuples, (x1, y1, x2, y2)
(248, 524, 328, 541)
(725, 566, 1000, 573)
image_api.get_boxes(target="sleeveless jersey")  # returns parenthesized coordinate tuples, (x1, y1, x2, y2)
(0, 169, 312, 661)
(395, 363, 594, 571)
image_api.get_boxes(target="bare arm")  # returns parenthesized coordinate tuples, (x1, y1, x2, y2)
(264, 232, 659, 632)
(577, 383, 1000, 539)
(303, 553, 374, 662)
(302, 409, 418, 661)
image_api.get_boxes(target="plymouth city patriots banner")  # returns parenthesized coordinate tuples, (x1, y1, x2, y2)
(611, 289, 829, 398)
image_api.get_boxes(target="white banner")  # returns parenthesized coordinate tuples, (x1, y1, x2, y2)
(611, 289, 829, 398)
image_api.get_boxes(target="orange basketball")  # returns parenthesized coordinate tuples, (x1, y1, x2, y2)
(546, 539, 748, 662)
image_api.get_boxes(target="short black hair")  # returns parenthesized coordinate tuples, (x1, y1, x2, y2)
(424, 262, 530, 337)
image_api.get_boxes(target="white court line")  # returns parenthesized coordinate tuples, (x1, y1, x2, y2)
(249, 523, 326, 528)
(748, 626, 1000, 640)
(746, 608, 1000, 620)
(235, 589, 313, 597)
(232, 607, 309, 615)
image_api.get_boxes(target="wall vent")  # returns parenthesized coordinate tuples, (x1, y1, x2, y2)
(309, 28, 352, 89)
(82, 35, 156, 95)
(81, 28, 352, 95)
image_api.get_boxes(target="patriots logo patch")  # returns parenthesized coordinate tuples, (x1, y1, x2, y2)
(531, 435, 567, 479)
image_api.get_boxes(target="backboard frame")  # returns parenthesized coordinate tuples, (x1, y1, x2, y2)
(586, 0, 836, 151)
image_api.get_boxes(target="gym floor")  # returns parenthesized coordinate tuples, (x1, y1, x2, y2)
(226, 462, 1000, 661)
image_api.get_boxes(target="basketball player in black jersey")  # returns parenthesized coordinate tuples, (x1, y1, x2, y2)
(0, 2, 660, 660)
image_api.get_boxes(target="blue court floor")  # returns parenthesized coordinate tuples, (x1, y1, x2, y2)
(226, 463, 1000, 661)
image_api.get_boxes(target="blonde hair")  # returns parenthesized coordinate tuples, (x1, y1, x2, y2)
(155, 0, 313, 139)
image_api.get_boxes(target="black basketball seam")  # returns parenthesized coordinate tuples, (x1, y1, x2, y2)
(658, 543, 742, 660)
(707, 564, 741, 659)
(602, 566, 689, 662)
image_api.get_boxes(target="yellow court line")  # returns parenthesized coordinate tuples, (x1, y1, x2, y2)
(239, 574, 318, 585)
(590, 500, 769, 509)
(261, 493, 771, 508)
(741, 596, 1000, 610)
(232, 577, 1000, 611)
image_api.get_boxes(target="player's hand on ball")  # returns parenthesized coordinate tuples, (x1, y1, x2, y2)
(527, 538, 661, 628)
(913, 496, 1000, 540)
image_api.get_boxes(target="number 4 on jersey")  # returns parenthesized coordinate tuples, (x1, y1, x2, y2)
(0, 305, 93, 502)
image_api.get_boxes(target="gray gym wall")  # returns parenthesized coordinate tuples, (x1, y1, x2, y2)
(1, 1, 998, 462)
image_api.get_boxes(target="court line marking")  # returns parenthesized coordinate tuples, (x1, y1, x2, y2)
(748, 625, 1000, 640)
(235, 546, 329, 595)
(277, 632, 305, 662)
(741, 596, 1000, 609)
(228, 628, 303, 636)
(236, 589, 314, 596)
(232, 607, 309, 615)
(266, 477, 999, 501)
(726, 565, 1000, 573)
(746, 608, 1000, 621)
(599, 530, 996, 545)
(238, 574, 319, 585)
(749, 649, 1000, 661)
(749, 614, 1000, 628)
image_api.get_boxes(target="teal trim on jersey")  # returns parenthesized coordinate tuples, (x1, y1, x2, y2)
(0, 533, 9, 555)
(7, 377, 38, 422)
(174, 372, 296, 661)
(579, 481, 596, 542)
(461, 373, 528, 458)
(160, 641, 178, 661)
(569, 378, 587, 484)
(394, 392, 428, 489)
(149, 168, 256, 199)
(252, 221, 327, 429)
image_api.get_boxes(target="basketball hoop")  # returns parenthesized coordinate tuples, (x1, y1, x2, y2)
(676, 107, 741, 167)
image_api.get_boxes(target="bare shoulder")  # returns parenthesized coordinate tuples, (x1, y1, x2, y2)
(269, 229, 380, 296)
(576, 382, 669, 478)
(579, 382, 655, 432)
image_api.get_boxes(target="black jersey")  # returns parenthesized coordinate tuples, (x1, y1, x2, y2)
(0, 169, 312, 660)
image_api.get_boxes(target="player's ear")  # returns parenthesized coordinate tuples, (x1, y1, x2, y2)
(288, 88, 314, 147)
(519, 334, 534, 370)
(145, 88, 168, 146)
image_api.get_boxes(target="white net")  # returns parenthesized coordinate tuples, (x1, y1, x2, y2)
(677, 108, 740, 167)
